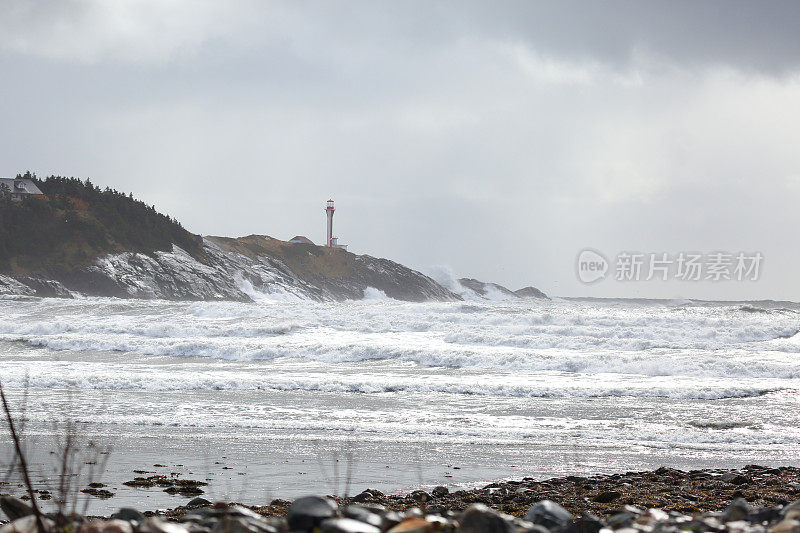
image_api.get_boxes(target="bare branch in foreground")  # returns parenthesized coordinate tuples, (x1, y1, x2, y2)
(0, 380, 46, 532)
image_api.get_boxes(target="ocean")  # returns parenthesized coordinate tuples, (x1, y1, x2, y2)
(1, 295, 799, 514)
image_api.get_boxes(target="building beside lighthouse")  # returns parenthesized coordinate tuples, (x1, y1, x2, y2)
(325, 199, 347, 250)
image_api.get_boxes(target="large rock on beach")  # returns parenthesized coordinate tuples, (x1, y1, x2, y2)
(342, 506, 384, 529)
(459, 504, 517, 533)
(288, 496, 338, 531)
(0, 497, 34, 521)
(722, 498, 752, 523)
(186, 498, 212, 508)
(385, 516, 439, 533)
(138, 517, 190, 533)
(320, 518, 380, 533)
(524, 501, 574, 532)
(0, 515, 55, 533)
(110, 509, 145, 524)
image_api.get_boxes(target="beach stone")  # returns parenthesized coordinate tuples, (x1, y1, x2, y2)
(751, 508, 781, 525)
(606, 513, 636, 530)
(645, 509, 669, 522)
(210, 518, 250, 533)
(519, 525, 551, 533)
(226, 506, 271, 522)
(723, 520, 750, 533)
(78, 519, 134, 533)
(351, 492, 376, 504)
(425, 506, 452, 518)
(655, 467, 683, 477)
(410, 491, 430, 503)
(187, 498, 212, 507)
(351, 490, 384, 504)
(186, 508, 284, 533)
(524, 500, 574, 531)
(459, 504, 516, 533)
(0, 515, 55, 533)
(424, 516, 450, 531)
(183, 505, 279, 533)
(288, 496, 338, 531)
(0, 496, 33, 521)
(180, 509, 216, 524)
(139, 517, 191, 533)
(342, 506, 382, 529)
(592, 492, 622, 504)
(783, 501, 800, 520)
(431, 486, 449, 498)
(575, 514, 604, 533)
(110, 509, 145, 524)
(320, 518, 380, 533)
(771, 520, 800, 533)
(702, 517, 724, 530)
(386, 517, 435, 533)
(352, 504, 386, 514)
(723, 498, 752, 523)
(212, 517, 280, 533)
(105, 521, 135, 533)
(184, 525, 213, 533)
(381, 511, 404, 531)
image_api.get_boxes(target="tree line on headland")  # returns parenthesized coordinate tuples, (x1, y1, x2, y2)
(0, 172, 202, 276)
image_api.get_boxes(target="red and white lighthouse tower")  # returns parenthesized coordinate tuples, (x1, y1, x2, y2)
(325, 199, 335, 247)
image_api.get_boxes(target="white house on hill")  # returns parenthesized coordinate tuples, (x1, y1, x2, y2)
(0, 177, 44, 201)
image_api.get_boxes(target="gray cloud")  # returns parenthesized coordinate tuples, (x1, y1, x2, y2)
(4, 1, 800, 72)
(1, 1, 799, 300)
(457, 1, 800, 74)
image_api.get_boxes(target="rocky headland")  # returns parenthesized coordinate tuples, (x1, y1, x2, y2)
(0, 234, 461, 302)
(1, 237, 550, 303)
(0, 175, 547, 303)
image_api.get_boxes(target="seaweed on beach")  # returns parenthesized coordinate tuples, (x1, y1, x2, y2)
(123, 474, 208, 497)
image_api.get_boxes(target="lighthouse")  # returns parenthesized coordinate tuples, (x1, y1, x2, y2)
(325, 199, 335, 247)
(325, 200, 347, 250)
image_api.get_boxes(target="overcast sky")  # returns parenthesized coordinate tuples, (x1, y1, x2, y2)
(2, 1, 799, 300)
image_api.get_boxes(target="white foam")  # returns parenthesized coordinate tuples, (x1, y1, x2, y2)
(2, 297, 800, 383)
(0, 349, 794, 401)
(424, 265, 483, 300)
(233, 272, 305, 303)
(362, 287, 392, 300)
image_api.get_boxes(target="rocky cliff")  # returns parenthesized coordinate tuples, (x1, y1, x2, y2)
(457, 278, 549, 301)
(1, 235, 459, 302)
(514, 286, 549, 299)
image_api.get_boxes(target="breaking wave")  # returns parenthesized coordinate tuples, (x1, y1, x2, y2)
(0, 360, 789, 400)
(1, 297, 800, 403)
(1, 297, 800, 375)
(3, 296, 800, 464)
